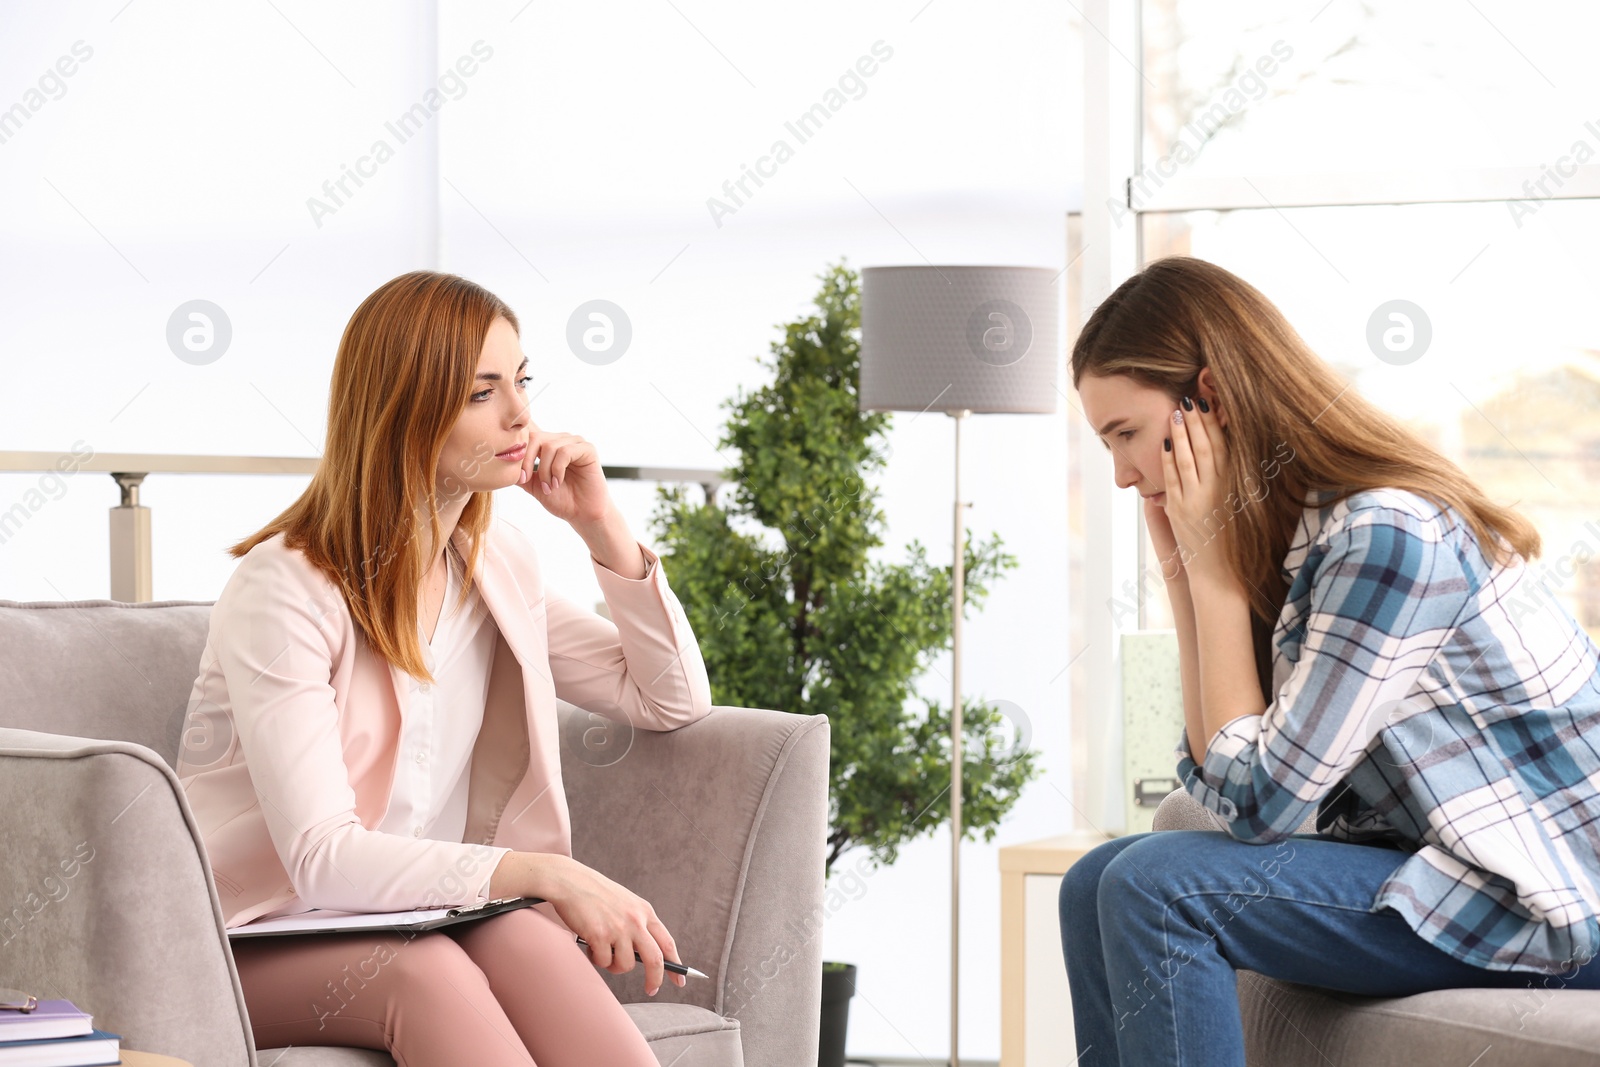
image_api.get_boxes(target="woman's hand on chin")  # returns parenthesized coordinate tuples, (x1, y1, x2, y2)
(517, 425, 611, 527)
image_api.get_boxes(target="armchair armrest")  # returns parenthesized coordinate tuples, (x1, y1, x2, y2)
(1151, 786, 1229, 832)
(559, 703, 830, 1067)
(0, 727, 255, 1067)
(1151, 786, 1320, 835)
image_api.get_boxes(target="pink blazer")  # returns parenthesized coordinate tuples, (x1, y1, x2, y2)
(176, 514, 713, 930)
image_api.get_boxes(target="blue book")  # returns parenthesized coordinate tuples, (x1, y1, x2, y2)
(0, 1027, 121, 1067)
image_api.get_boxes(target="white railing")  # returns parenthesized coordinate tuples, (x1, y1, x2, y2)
(0, 451, 725, 602)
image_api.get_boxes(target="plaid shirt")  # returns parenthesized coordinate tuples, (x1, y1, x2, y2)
(1176, 487, 1600, 974)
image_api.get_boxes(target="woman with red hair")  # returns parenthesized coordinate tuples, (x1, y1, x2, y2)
(179, 271, 710, 1066)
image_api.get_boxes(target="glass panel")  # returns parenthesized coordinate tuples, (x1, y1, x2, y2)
(0, 3, 434, 458)
(1142, 200, 1600, 644)
(1140, 0, 1600, 177)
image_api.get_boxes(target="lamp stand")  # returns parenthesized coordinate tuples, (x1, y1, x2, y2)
(858, 262, 1059, 1064)
(949, 407, 971, 1067)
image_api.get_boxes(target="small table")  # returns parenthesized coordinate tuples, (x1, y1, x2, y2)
(121, 1052, 193, 1066)
(999, 829, 1115, 1067)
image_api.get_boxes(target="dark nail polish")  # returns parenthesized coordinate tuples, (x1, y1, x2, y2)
(1164, 437, 1172, 452)
(1197, 397, 1210, 413)
(1180, 395, 1193, 411)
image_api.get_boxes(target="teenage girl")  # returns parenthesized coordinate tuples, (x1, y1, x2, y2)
(178, 270, 710, 1066)
(1060, 256, 1600, 1066)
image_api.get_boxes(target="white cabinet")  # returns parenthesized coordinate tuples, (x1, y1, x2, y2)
(999, 831, 1114, 1066)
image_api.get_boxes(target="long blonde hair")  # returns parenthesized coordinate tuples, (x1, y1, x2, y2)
(1071, 255, 1540, 702)
(229, 270, 519, 684)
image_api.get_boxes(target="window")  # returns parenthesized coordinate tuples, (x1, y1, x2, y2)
(1075, 0, 1600, 831)
(1128, 1, 1600, 641)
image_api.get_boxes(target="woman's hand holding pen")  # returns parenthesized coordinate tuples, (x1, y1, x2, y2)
(544, 857, 688, 996)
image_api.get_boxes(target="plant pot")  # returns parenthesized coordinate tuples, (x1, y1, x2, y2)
(819, 961, 857, 1067)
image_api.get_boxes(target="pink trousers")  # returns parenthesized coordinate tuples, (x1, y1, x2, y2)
(230, 905, 660, 1067)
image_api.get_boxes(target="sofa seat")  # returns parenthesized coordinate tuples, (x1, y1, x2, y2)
(0, 597, 823, 1067)
(258, 1002, 743, 1066)
(1235, 970, 1600, 1067)
(1152, 787, 1600, 1067)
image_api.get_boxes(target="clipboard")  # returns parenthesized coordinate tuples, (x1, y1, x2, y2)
(227, 896, 546, 938)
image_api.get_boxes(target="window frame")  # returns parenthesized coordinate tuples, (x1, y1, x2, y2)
(1072, 0, 1600, 834)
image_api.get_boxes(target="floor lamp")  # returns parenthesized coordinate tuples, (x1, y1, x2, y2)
(858, 265, 1060, 1066)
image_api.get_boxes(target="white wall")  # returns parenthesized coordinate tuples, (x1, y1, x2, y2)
(0, 2, 1081, 1059)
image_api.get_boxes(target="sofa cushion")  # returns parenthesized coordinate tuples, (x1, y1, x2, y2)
(1237, 969, 1600, 1067)
(0, 598, 215, 767)
(1154, 787, 1600, 1066)
(256, 1050, 394, 1066)
(258, 1002, 742, 1066)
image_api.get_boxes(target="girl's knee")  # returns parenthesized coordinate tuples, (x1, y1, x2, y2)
(1098, 832, 1202, 902)
(1061, 853, 1103, 917)
(1062, 834, 1155, 920)
(1097, 830, 1246, 912)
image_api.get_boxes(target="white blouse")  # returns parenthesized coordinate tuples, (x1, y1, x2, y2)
(375, 547, 499, 896)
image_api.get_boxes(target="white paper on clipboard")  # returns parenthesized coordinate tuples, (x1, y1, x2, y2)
(226, 897, 543, 938)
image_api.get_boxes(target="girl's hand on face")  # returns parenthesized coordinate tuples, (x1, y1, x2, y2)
(1144, 495, 1187, 584)
(1161, 394, 1229, 580)
(516, 425, 610, 527)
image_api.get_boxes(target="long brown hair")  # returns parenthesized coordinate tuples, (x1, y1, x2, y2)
(1071, 255, 1541, 703)
(229, 270, 520, 684)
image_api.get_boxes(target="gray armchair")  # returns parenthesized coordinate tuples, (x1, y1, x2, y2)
(1152, 787, 1600, 1066)
(0, 598, 830, 1067)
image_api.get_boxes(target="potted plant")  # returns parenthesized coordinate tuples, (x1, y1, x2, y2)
(650, 262, 1041, 1066)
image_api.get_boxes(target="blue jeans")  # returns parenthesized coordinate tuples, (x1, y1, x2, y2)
(1059, 829, 1600, 1067)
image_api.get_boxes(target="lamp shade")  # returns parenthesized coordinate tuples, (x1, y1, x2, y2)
(859, 265, 1060, 414)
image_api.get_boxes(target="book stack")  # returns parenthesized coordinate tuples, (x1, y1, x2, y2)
(0, 1000, 121, 1066)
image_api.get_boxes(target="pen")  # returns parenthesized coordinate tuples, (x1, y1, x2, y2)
(574, 937, 708, 979)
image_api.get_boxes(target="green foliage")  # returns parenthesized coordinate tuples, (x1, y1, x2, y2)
(650, 261, 1041, 881)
